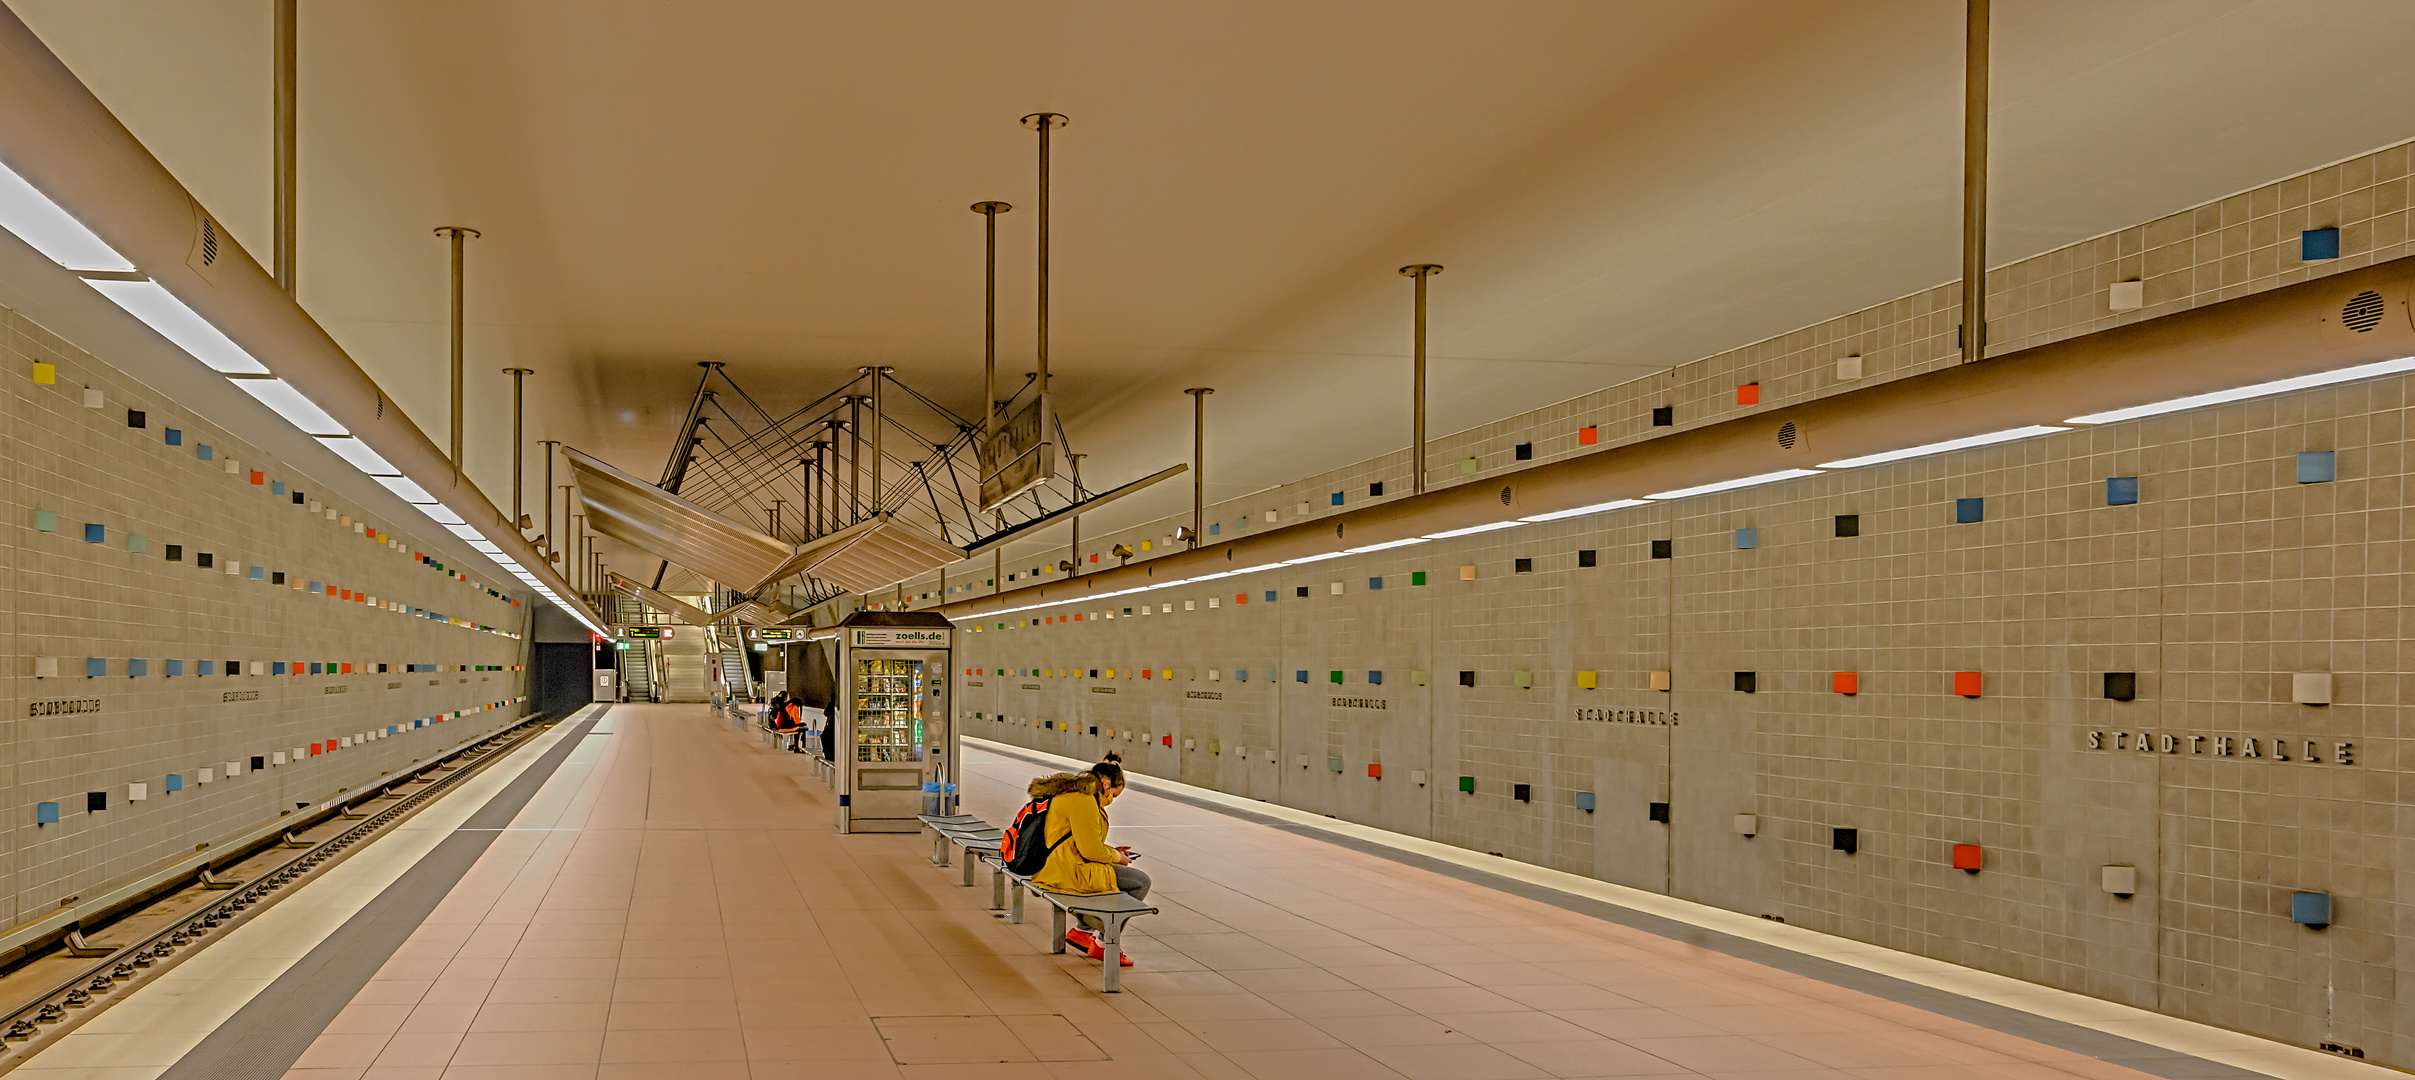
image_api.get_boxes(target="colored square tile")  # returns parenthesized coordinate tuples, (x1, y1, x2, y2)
(82, 522, 105, 543)
(2302, 227, 2340, 261)
(1956, 497, 1984, 523)
(2107, 476, 2139, 505)
(1733, 528, 1756, 549)
(2297, 451, 2335, 483)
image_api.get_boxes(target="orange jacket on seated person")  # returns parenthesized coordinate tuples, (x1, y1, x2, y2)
(1031, 787, 1121, 895)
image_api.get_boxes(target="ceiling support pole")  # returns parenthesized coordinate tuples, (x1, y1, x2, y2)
(434, 226, 479, 483)
(503, 367, 533, 528)
(972, 201, 1011, 485)
(1399, 264, 1443, 494)
(1067, 452, 1084, 577)
(871, 366, 890, 514)
(848, 388, 865, 525)
(1961, 0, 1990, 363)
(272, 0, 296, 296)
(1184, 389, 1213, 547)
(537, 439, 558, 555)
(1020, 114, 1066, 402)
(560, 485, 574, 571)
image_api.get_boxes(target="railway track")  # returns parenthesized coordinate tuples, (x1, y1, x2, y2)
(0, 715, 557, 1071)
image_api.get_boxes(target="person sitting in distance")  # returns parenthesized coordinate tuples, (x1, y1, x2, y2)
(1029, 753, 1146, 964)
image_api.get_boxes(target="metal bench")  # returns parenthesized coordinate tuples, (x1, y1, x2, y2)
(1042, 890, 1157, 992)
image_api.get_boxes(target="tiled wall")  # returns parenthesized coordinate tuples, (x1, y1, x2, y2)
(2, 304, 532, 938)
(906, 137, 2415, 605)
(955, 368, 2412, 1066)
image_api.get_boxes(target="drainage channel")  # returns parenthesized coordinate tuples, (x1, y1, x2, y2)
(0, 715, 558, 1069)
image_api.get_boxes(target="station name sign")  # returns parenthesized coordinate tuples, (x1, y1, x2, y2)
(852, 628, 950, 648)
(623, 626, 671, 639)
(2088, 730, 2355, 765)
(754, 628, 797, 641)
(28, 698, 100, 718)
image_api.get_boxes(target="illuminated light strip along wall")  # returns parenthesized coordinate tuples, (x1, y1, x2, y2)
(952, 349, 2415, 625)
(0, 161, 603, 636)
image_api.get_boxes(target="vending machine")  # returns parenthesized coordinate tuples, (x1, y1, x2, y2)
(820, 611, 955, 833)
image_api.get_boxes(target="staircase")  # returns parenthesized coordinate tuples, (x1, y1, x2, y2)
(621, 641, 655, 702)
(717, 650, 754, 701)
(655, 631, 713, 702)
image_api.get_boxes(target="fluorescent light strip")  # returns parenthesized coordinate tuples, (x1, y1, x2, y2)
(1520, 498, 1649, 523)
(1422, 520, 1525, 540)
(1817, 425, 2066, 470)
(321, 437, 400, 476)
(2066, 355, 2415, 425)
(81, 279, 269, 374)
(226, 378, 348, 435)
(0, 160, 136, 272)
(1342, 537, 1432, 554)
(1645, 469, 1822, 501)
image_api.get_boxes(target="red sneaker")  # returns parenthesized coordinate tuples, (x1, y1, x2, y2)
(1063, 927, 1097, 953)
(1084, 940, 1136, 966)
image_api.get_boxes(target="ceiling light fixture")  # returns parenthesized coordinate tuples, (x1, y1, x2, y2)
(1422, 520, 1525, 540)
(1817, 425, 2065, 470)
(1645, 469, 1822, 501)
(2065, 355, 2415, 425)
(1520, 498, 1649, 523)
(0, 159, 135, 272)
(229, 377, 349, 436)
(80, 279, 271, 373)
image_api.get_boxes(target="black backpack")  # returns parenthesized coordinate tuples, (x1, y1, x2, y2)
(1001, 797, 1069, 875)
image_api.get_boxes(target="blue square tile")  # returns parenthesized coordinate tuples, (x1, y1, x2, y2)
(1369, 670, 1383, 685)
(1368, 576, 1383, 590)
(2302, 227, 2339, 261)
(249, 566, 264, 580)
(1264, 591, 1276, 602)
(271, 481, 286, 495)
(2292, 891, 2331, 926)
(164, 774, 183, 793)
(1294, 670, 1308, 683)
(1956, 497, 1985, 523)
(83, 523, 105, 543)
(1236, 669, 1248, 682)
(1733, 528, 1758, 549)
(166, 659, 183, 677)
(199, 660, 214, 676)
(1330, 492, 1345, 506)
(128, 658, 147, 677)
(2107, 476, 2139, 505)
(197, 445, 213, 460)
(272, 661, 286, 674)
(2297, 451, 2335, 483)
(1575, 792, 1597, 812)
(164, 428, 182, 446)
(1207, 523, 1219, 536)
(84, 657, 106, 677)
(36, 802, 59, 825)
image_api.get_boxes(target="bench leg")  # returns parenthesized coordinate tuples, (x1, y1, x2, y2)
(1010, 882, 1025, 924)
(931, 831, 948, 866)
(1097, 914, 1128, 992)
(961, 852, 977, 887)
(990, 864, 1007, 910)
(1050, 904, 1067, 953)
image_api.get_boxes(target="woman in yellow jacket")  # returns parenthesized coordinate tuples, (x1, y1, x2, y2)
(1028, 756, 1147, 960)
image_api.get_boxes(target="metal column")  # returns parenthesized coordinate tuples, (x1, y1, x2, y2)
(1961, 0, 1990, 363)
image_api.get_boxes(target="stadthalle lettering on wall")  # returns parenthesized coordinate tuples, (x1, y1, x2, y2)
(2088, 729, 2356, 764)
(1330, 696, 1386, 709)
(28, 698, 101, 718)
(1574, 706, 1679, 726)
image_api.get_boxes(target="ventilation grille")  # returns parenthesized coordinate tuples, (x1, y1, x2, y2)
(2342, 290, 2385, 332)
(1776, 421, 1798, 450)
(200, 218, 220, 266)
(1499, 486, 1513, 506)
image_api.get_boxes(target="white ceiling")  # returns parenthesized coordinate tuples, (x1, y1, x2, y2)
(12, 0, 2415, 585)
